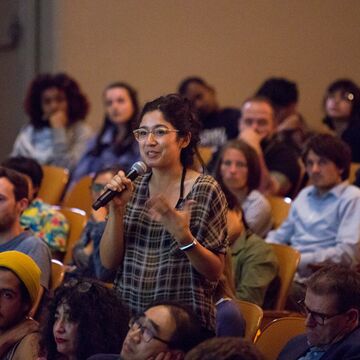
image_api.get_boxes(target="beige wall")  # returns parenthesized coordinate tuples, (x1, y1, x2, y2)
(9, 0, 360, 143)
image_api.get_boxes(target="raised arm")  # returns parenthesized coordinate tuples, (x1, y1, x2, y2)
(99, 171, 134, 270)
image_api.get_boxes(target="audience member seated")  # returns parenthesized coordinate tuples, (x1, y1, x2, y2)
(70, 82, 140, 187)
(278, 265, 360, 360)
(255, 77, 309, 154)
(89, 301, 204, 360)
(0, 167, 51, 291)
(38, 278, 128, 360)
(71, 167, 118, 281)
(214, 254, 246, 337)
(0, 251, 41, 359)
(214, 139, 272, 237)
(266, 134, 360, 301)
(11, 73, 92, 171)
(228, 209, 278, 307)
(238, 96, 301, 197)
(178, 77, 240, 169)
(185, 337, 264, 360)
(2, 156, 69, 257)
(322, 79, 360, 162)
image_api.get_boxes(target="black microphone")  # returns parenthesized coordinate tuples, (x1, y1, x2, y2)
(92, 161, 148, 210)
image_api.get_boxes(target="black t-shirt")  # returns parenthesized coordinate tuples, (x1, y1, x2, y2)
(199, 107, 240, 148)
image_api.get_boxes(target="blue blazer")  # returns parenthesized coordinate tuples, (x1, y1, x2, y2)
(278, 327, 360, 360)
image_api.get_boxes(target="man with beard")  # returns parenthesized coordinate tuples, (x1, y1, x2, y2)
(266, 134, 360, 300)
(278, 265, 360, 360)
(0, 251, 42, 359)
(0, 167, 51, 295)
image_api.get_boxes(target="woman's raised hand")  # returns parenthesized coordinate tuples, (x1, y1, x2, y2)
(146, 194, 196, 244)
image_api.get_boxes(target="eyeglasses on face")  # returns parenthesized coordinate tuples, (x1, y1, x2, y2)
(90, 183, 106, 193)
(297, 299, 345, 325)
(63, 278, 93, 293)
(128, 315, 171, 345)
(133, 127, 179, 142)
(327, 91, 354, 102)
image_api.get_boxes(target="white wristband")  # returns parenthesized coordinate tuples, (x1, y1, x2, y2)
(179, 238, 198, 251)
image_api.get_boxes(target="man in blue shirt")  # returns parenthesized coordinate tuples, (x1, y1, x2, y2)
(267, 134, 360, 279)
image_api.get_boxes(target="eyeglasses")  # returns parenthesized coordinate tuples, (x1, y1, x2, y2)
(327, 91, 354, 102)
(133, 127, 179, 142)
(90, 183, 106, 193)
(128, 315, 171, 345)
(242, 118, 269, 127)
(64, 278, 93, 293)
(297, 299, 345, 325)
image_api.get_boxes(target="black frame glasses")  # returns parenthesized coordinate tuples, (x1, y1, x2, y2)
(128, 315, 171, 345)
(297, 299, 346, 325)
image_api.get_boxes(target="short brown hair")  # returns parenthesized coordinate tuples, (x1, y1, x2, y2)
(0, 167, 28, 201)
(306, 264, 360, 313)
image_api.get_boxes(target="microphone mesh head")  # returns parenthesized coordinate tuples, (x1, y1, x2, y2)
(132, 161, 148, 175)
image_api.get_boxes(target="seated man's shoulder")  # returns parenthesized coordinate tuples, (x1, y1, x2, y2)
(278, 333, 308, 360)
(13, 332, 40, 360)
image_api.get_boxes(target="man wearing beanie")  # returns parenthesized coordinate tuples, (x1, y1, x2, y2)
(0, 167, 51, 294)
(0, 251, 41, 359)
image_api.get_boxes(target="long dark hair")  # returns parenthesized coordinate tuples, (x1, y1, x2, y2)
(138, 94, 201, 168)
(214, 139, 261, 210)
(89, 82, 139, 156)
(39, 279, 128, 359)
(24, 73, 89, 129)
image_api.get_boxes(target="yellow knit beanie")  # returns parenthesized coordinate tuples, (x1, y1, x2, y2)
(0, 251, 41, 306)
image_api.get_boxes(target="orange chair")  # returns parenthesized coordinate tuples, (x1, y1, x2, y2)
(267, 196, 292, 229)
(237, 300, 263, 342)
(52, 206, 88, 264)
(270, 244, 300, 311)
(50, 259, 65, 291)
(38, 165, 69, 205)
(255, 316, 305, 360)
(62, 175, 93, 216)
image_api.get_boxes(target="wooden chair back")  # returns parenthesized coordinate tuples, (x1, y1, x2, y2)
(53, 206, 88, 264)
(271, 244, 300, 310)
(62, 175, 93, 216)
(237, 300, 263, 342)
(255, 316, 305, 360)
(50, 259, 65, 291)
(267, 196, 291, 229)
(38, 165, 69, 205)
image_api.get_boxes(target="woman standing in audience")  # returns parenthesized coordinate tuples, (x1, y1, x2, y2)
(322, 79, 360, 162)
(215, 139, 273, 237)
(11, 73, 92, 171)
(70, 82, 140, 186)
(100, 94, 228, 333)
(39, 279, 128, 360)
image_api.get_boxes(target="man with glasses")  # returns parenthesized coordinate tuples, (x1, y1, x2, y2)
(238, 96, 301, 197)
(88, 301, 204, 360)
(278, 265, 360, 360)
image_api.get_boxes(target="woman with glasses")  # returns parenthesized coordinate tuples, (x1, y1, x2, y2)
(70, 82, 140, 187)
(322, 79, 360, 162)
(38, 279, 128, 360)
(100, 94, 228, 334)
(214, 139, 272, 237)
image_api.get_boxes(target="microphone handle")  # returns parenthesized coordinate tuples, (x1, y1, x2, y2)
(92, 168, 138, 211)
